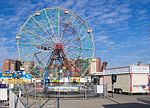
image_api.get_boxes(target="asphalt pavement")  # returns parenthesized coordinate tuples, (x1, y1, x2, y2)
(137, 96, 150, 105)
(19, 93, 150, 108)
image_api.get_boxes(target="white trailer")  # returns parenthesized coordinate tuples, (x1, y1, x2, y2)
(103, 65, 149, 94)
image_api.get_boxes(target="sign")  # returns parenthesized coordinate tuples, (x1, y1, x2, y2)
(97, 85, 103, 93)
(0, 89, 7, 100)
(70, 77, 80, 82)
(111, 74, 117, 83)
(133, 84, 147, 88)
(0, 84, 7, 88)
(103, 65, 149, 75)
(132, 65, 149, 74)
(2, 73, 13, 77)
(48, 86, 79, 92)
(104, 66, 130, 75)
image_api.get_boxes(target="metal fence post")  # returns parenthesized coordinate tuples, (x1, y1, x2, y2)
(85, 86, 87, 100)
(106, 85, 108, 98)
(103, 85, 108, 98)
(57, 96, 60, 108)
(26, 88, 29, 107)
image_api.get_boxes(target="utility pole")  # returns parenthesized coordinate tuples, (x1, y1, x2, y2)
(111, 74, 117, 98)
(112, 82, 114, 98)
(25, 86, 29, 107)
(57, 69, 62, 108)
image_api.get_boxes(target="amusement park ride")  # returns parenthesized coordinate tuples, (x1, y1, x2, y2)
(16, 7, 95, 91)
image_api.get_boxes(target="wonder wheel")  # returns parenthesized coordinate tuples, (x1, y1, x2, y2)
(16, 7, 95, 83)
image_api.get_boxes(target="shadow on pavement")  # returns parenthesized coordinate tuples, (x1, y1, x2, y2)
(103, 102, 150, 108)
(137, 97, 150, 105)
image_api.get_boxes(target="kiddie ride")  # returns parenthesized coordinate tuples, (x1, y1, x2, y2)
(16, 7, 95, 93)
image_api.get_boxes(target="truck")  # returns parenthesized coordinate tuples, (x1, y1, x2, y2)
(103, 65, 149, 94)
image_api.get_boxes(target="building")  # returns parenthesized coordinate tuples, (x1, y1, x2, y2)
(23, 61, 35, 74)
(103, 64, 149, 94)
(2, 59, 16, 73)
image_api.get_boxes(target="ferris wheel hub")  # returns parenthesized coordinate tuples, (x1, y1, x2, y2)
(54, 43, 64, 50)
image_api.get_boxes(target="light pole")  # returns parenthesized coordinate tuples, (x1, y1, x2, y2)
(57, 69, 62, 108)
(25, 85, 29, 107)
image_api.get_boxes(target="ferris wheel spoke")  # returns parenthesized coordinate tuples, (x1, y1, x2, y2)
(44, 9, 56, 40)
(60, 14, 72, 41)
(20, 45, 34, 58)
(64, 36, 80, 46)
(57, 8, 60, 40)
(19, 42, 40, 47)
(31, 16, 55, 42)
(80, 35, 91, 40)
(20, 42, 54, 51)
(22, 28, 52, 44)
(34, 53, 43, 65)
(44, 9, 61, 38)
(70, 16, 81, 30)
(71, 18, 83, 32)
(69, 14, 74, 24)
(24, 51, 43, 58)
(67, 50, 80, 58)
(64, 34, 91, 47)
(79, 28, 85, 36)
(40, 51, 52, 64)
(22, 46, 42, 57)
(66, 46, 94, 51)
(61, 24, 70, 41)
(32, 51, 51, 67)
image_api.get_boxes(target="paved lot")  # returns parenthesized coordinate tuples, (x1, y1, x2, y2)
(137, 96, 150, 104)
(20, 93, 150, 108)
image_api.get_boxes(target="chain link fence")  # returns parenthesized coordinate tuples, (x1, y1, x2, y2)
(0, 88, 26, 108)
(7, 83, 108, 108)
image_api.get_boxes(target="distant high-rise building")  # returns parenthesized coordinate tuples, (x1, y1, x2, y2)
(16, 60, 23, 71)
(2, 59, 16, 73)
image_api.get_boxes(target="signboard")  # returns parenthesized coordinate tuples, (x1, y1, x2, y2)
(91, 60, 96, 73)
(59, 78, 69, 82)
(2, 73, 13, 77)
(80, 78, 87, 82)
(132, 65, 149, 74)
(97, 85, 103, 93)
(48, 86, 79, 92)
(0, 89, 7, 100)
(0, 84, 7, 88)
(70, 77, 80, 82)
(104, 66, 130, 75)
(103, 65, 149, 75)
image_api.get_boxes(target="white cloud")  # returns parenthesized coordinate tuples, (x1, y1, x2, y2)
(0, 36, 18, 69)
(118, 42, 136, 48)
(0, 0, 150, 68)
(94, 31, 111, 42)
(94, 31, 118, 51)
(100, 12, 118, 19)
(60, 0, 75, 8)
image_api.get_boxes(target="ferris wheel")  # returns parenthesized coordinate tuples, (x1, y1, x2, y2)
(16, 7, 95, 82)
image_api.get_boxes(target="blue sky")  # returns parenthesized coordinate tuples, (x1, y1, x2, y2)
(0, 0, 150, 68)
